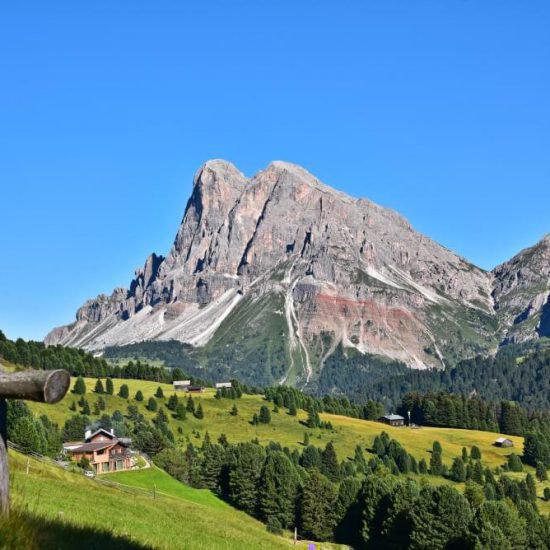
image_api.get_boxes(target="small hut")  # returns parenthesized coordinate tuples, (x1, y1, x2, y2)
(494, 437, 514, 448)
(379, 414, 405, 427)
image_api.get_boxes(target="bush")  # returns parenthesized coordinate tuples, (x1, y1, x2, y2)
(266, 516, 283, 535)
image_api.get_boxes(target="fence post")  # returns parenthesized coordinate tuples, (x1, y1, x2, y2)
(0, 398, 8, 514)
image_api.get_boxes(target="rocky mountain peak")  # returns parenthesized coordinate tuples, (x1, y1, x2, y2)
(45, 160, 548, 387)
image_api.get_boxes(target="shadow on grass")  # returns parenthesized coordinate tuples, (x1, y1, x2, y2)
(0, 509, 152, 550)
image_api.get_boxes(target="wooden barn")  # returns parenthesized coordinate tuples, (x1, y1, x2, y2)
(494, 437, 514, 448)
(379, 414, 405, 427)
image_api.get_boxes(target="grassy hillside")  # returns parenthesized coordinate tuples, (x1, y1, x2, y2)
(30, 376, 524, 465)
(4, 450, 293, 549)
(25, 375, 550, 515)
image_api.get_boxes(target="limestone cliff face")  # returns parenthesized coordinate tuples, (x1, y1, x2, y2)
(492, 235, 550, 343)
(44, 160, 547, 385)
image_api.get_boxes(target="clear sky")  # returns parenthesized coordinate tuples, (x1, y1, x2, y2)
(1, 1, 549, 341)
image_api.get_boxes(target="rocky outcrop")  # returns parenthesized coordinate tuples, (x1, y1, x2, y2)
(492, 235, 550, 344)
(45, 160, 548, 385)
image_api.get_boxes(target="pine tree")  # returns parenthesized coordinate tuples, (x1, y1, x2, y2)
(430, 450, 443, 475)
(418, 458, 428, 474)
(462, 447, 469, 461)
(288, 397, 297, 416)
(94, 379, 104, 394)
(194, 403, 204, 419)
(258, 451, 301, 528)
(259, 405, 271, 424)
(135, 390, 144, 402)
(72, 376, 86, 395)
(186, 395, 195, 413)
(450, 457, 467, 482)
(507, 453, 523, 472)
(147, 397, 158, 412)
(81, 399, 91, 416)
(472, 461, 484, 484)
(155, 386, 164, 399)
(300, 469, 337, 540)
(230, 404, 238, 416)
(97, 396, 106, 410)
(470, 445, 482, 460)
(306, 408, 320, 428)
(167, 394, 179, 411)
(175, 402, 187, 420)
(303, 432, 310, 446)
(300, 445, 322, 470)
(118, 384, 129, 399)
(321, 441, 340, 481)
(105, 378, 114, 395)
(535, 462, 548, 482)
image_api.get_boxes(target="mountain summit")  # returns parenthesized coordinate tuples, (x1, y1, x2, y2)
(46, 161, 549, 386)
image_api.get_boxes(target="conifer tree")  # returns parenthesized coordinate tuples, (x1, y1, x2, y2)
(258, 451, 301, 528)
(72, 376, 86, 395)
(470, 445, 482, 460)
(105, 378, 114, 395)
(300, 469, 337, 540)
(430, 450, 443, 475)
(175, 402, 187, 420)
(118, 384, 129, 399)
(147, 397, 157, 412)
(194, 403, 204, 419)
(135, 390, 144, 402)
(535, 461, 548, 482)
(321, 441, 340, 481)
(167, 394, 179, 411)
(186, 395, 195, 413)
(259, 405, 271, 424)
(94, 379, 104, 394)
(230, 404, 238, 416)
(155, 386, 164, 399)
(450, 457, 467, 482)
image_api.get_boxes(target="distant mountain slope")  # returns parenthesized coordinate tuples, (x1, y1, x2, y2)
(45, 160, 548, 387)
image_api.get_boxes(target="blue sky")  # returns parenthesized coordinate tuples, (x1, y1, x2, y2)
(1, 1, 549, 341)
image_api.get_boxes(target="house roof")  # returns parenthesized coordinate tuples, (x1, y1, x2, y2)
(85, 428, 116, 442)
(495, 437, 513, 443)
(382, 414, 405, 421)
(71, 441, 116, 453)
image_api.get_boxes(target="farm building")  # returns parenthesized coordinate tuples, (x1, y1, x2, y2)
(379, 414, 405, 427)
(63, 428, 134, 473)
(494, 437, 514, 448)
(215, 382, 232, 389)
(173, 380, 191, 391)
(186, 386, 205, 393)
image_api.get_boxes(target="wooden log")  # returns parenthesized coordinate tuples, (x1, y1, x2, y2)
(0, 369, 70, 404)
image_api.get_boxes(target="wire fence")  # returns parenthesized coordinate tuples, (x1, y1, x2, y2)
(8, 440, 159, 499)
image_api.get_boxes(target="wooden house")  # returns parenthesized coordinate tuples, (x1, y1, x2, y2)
(186, 386, 205, 393)
(215, 382, 232, 389)
(379, 414, 405, 427)
(64, 428, 133, 473)
(494, 437, 514, 448)
(173, 380, 191, 391)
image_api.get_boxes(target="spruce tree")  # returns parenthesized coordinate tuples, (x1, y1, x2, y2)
(472, 461, 484, 484)
(450, 457, 467, 482)
(321, 441, 340, 481)
(81, 400, 91, 416)
(230, 404, 238, 416)
(300, 469, 337, 540)
(97, 396, 106, 410)
(105, 378, 114, 395)
(135, 390, 144, 402)
(94, 379, 104, 394)
(300, 445, 322, 470)
(155, 386, 164, 399)
(147, 397, 158, 412)
(186, 395, 195, 413)
(535, 461, 548, 482)
(259, 405, 271, 424)
(258, 451, 301, 528)
(167, 394, 179, 411)
(175, 402, 187, 420)
(118, 384, 129, 399)
(194, 403, 204, 419)
(72, 376, 86, 395)
(430, 450, 443, 475)
(470, 445, 482, 460)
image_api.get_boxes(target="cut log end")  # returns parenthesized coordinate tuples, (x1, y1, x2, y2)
(43, 370, 71, 404)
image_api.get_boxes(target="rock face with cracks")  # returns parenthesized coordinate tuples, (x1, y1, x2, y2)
(45, 160, 549, 386)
